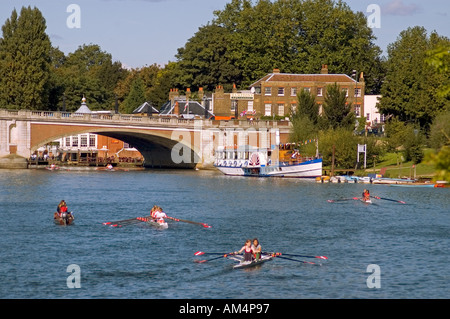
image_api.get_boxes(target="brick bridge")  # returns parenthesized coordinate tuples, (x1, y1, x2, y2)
(0, 109, 291, 169)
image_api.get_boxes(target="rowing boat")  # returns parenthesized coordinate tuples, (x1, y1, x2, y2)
(136, 217, 169, 229)
(146, 219, 168, 229)
(231, 254, 273, 269)
(53, 212, 74, 225)
(361, 198, 372, 204)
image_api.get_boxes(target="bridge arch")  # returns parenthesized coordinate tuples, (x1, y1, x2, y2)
(30, 124, 200, 169)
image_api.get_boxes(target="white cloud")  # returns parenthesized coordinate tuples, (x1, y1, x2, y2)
(382, 0, 421, 16)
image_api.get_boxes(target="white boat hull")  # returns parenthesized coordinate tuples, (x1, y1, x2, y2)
(146, 219, 168, 229)
(233, 255, 273, 269)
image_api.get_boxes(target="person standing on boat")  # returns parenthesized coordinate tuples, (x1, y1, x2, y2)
(252, 238, 262, 260)
(235, 239, 254, 262)
(362, 189, 370, 201)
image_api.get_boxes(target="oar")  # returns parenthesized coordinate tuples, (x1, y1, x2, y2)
(167, 216, 212, 228)
(327, 197, 359, 203)
(266, 252, 328, 260)
(371, 196, 406, 204)
(194, 252, 234, 263)
(194, 251, 228, 256)
(102, 216, 151, 227)
(273, 255, 316, 264)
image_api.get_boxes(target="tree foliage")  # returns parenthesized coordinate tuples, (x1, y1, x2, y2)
(176, 0, 383, 93)
(322, 83, 355, 130)
(378, 27, 450, 130)
(0, 6, 52, 110)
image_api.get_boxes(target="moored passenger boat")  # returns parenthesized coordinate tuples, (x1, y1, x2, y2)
(214, 145, 322, 178)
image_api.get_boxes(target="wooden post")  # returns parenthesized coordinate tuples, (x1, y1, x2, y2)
(331, 144, 335, 177)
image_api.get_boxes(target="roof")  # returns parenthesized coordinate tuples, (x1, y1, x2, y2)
(75, 102, 92, 114)
(159, 99, 214, 118)
(250, 72, 356, 87)
(132, 101, 159, 114)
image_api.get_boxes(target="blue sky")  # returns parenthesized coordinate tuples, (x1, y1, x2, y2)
(0, 0, 449, 69)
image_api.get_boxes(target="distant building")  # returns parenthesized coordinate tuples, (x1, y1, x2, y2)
(159, 88, 214, 119)
(166, 65, 365, 120)
(132, 101, 159, 116)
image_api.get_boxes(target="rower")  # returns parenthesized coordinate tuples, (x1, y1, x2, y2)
(235, 239, 254, 262)
(54, 200, 73, 220)
(150, 205, 167, 224)
(252, 238, 261, 260)
(362, 189, 370, 201)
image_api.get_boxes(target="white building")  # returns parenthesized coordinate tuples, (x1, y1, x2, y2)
(363, 95, 385, 129)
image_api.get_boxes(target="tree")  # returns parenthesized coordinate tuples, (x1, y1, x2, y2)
(196, 0, 384, 91)
(322, 83, 355, 130)
(378, 27, 450, 130)
(122, 77, 145, 113)
(0, 6, 52, 109)
(55, 44, 127, 111)
(175, 24, 242, 92)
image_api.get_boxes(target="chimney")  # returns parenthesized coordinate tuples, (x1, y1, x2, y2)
(198, 87, 204, 101)
(185, 88, 191, 100)
(174, 101, 179, 116)
(232, 83, 237, 93)
(273, 68, 280, 74)
(321, 64, 328, 74)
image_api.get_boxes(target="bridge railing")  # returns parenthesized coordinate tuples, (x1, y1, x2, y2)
(0, 109, 291, 129)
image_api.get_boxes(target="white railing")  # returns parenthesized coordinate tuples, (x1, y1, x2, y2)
(0, 109, 292, 129)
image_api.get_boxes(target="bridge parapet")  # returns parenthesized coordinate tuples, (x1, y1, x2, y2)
(0, 109, 292, 130)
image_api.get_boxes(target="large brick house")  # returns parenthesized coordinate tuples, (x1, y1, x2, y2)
(165, 65, 365, 120)
(214, 65, 365, 119)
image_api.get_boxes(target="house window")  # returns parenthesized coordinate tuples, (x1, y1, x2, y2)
(366, 113, 370, 121)
(264, 87, 272, 96)
(291, 103, 297, 115)
(264, 104, 272, 116)
(89, 134, 96, 147)
(65, 137, 70, 147)
(318, 104, 323, 116)
(354, 88, 361, 97)
(380, 114, 386, 123)
(355, 105, 361, 117)
(291, 87, 297, 96)
(317, 87, 323, 96)
(71, 136, 79, 147)
(80, 134, 88, 147)
(304, 87, 311, 93)
(343, 88, 348, 97)
(247, 101, 254, 112)
(278, 104, 284, 116)
(278, 87, 285, 96)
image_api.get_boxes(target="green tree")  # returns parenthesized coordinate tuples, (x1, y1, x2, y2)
(322, 83, 355, 130)
(0, 6, 52, 109)
(205, 0, 383, 91)
(122, 77, 145, 113)
(378, 27, 450, 130)
(56, 44, 126, 111)
(175, 24, 242, 92)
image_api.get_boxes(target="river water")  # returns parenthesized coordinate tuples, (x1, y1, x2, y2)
(0, 168, 448, 301)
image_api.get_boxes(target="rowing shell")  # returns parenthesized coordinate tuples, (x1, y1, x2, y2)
(146, 219, 168, 229)
(361, 198, 372, 204)
(232, 255, 273, 269)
